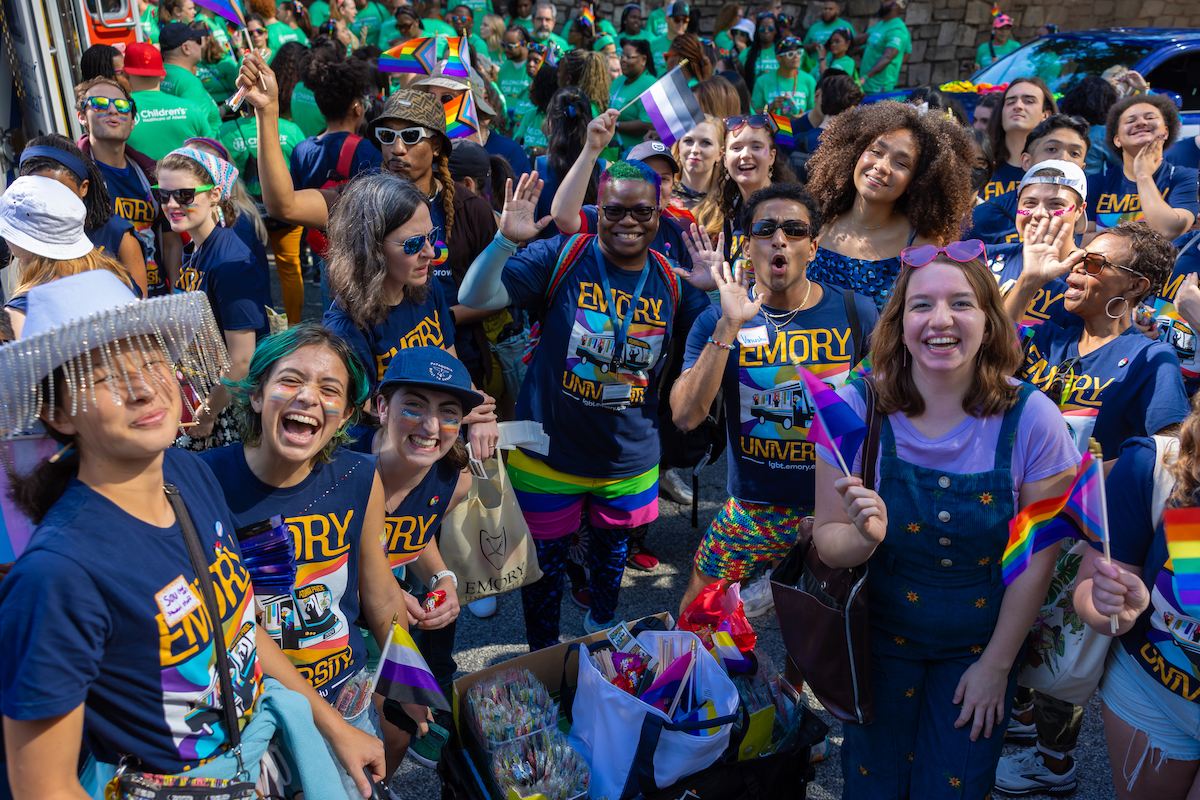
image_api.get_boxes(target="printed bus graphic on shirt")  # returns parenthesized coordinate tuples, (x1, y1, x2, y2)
(258, 582, 344, 650)
(747, 380, 815, 430)
(1145, 271, 1200, 385)
(1139, 565, 1200, 695)
(564, 280, 667, 407)
(574, 333, 653, 374)
(183, 621, 258, 737)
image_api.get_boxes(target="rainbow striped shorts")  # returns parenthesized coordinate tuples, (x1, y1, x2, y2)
(507, 449, 659, 540)
(695, 497, 812, 580)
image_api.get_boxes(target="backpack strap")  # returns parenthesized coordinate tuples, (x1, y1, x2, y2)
(842, 288, 863, 368)
(335, 134, 363, 180)
(647, 248, 681, 319)
(545, 233, 593, 307)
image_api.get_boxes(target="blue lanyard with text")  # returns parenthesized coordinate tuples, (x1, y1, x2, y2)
(594, 237, 650, 373)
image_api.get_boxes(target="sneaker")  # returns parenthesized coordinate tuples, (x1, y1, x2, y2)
(583, 610, 611, 635)
(994, 749, 1077, 796)
(659, 467, 694, 505)
(1005, 707, 1037, 745)
(467, 596, 497, 618)
(626, 539, 659, 571)
(569, 584, 591, 610)
(740, 570, 775, 618)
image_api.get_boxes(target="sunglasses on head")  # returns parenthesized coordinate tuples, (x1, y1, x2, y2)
(375, 126, 433, 146)
(84, 95, 133, 114)
(602, 204, 656, 222)
(900, 239, 986, 268)
(725, 114, 772, 133)
(386, 226, 440, 254)
(750, 220, 810, 239)
(152, 184, 216, 204)
(1080, 252, 1145, 279)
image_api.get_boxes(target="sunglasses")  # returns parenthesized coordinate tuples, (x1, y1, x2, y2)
(84, 95, 133, 114)
(759, 25, 775, 32)
(671, 15, 689, 21)
(776, 48, 800, 58)
(386, 226, 441, 254)
(249, 27, 267, 36)
(447, 13, 472, 21)
(502, 40, 523, 49)
(1080, 252, 1146, 279)
(725, 114, 772, 133)
(900, 239, 986, 268)
(1046, 356, 1080, 407)
(750, 220, 810, 239)
(152, 184, 216, 204)
(601, 204, 656, 222)
(375, 126, 433, 146)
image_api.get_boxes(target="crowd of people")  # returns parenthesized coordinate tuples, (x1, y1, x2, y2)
(2, 1, 1200, 799)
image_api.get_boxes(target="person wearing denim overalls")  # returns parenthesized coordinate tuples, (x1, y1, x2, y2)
(813, 250, 1079, 799)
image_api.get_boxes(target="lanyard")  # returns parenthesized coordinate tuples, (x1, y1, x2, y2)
(594, 237, 650, 373)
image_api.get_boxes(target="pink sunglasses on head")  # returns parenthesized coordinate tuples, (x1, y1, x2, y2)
(900, 239, 986, 269)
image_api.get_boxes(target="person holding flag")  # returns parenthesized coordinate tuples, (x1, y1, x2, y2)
(812, 244, 1079, 798)
(672, 183, 878, 619)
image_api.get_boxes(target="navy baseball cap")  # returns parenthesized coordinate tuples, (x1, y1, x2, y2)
(377, 346, 484, 411)
(627, 140, 680, 174)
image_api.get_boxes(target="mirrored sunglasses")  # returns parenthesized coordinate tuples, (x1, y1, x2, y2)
(84, 96, 133, 114)
(386, 226, 441, 254)
(900, 239, 986, 268)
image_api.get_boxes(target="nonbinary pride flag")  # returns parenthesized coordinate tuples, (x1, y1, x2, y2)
(380, 36, 438, 74)
(797, 366, 867, 474)
(640, 65, 704, 146)
(1165, 507, 1200, 611)
(1002, 452, 1104, 585)
(374, 624, 451, 711)
(194, 0, 244, 26)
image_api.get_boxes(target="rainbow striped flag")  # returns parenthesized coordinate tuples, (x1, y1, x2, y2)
(440, 37, 471, 78)
(1001, 452, 1104, 585)
(579, 6, 595, 28)
(379, 36, 438, 75)
(768, 112, 794, 147)
(798, 366, 867, 474)
(194, 0, 244, 25)
(373, 624, 450, 711)
(444, 91, 479, 139)
(1165, 508, 1200, 610)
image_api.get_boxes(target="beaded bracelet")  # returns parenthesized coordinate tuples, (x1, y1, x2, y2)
(707, 336, 734, 350)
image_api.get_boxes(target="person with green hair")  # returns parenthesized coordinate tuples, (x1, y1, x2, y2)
(199, 323, 442, 788)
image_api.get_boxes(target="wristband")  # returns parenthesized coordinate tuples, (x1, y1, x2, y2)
(707, 336, 734, 350)
(493, 230, 519, 253)
(431, 570, 458, 590)
(448, 307, 458, 326)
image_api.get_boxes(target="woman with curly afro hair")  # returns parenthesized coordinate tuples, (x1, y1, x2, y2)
(804, 100, 976, 309)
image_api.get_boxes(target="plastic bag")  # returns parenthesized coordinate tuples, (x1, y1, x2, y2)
(679, 580, 757, 654)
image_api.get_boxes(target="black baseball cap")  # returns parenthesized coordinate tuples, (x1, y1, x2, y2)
(628, 140, 680, 174)
(449, 140, 491, 180)
(159, 22, 206, 52)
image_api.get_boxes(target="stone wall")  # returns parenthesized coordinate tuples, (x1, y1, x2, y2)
(579, 0, 1200, 90)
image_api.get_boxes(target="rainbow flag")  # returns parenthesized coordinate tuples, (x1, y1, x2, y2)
(1001, 452, 1104, 585)
(372, 624, 450, 711)
(579, 6, 595, 28)
(440, 37, 470, 78)
(194, 0, 244, 26)
(1166, 508, 1200, 610)
(798, 366, 867, 474)
(379, 36, 438, 75)
(768, 112, 794, 147)
(444, 91, 479, 139)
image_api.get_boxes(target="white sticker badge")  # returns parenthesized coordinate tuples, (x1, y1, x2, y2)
(155, 575, 203, 627)
(737, 326, 770, 348)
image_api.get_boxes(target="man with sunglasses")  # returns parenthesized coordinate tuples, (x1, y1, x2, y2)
(498, 26, 535, 124)
(75, 75, 183, 298)
(122, 42, 214, 161)
(649, 1, 689, 73)
(458, 161, 711, 646)
(446, 6, 491, 59)
(854, 0, 910, 94)
(672, 182, 877, 620)
(749, 37, 815, 117)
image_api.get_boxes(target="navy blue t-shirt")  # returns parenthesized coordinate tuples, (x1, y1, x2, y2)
(1128, 230, 1200, 395)
(428, 195, 480, 370)
(968, 189, 1020, 245)
(682, 283, 877, 508)
(984, 241, 1074, 329)
(199, 444, 376, 699)
(533, 155, 606, 237)
(501, 234, 709, 477)
(289, 132, 382, 190)
(86, 214, 136, 261)
(96, 159, 170, 296)
(1020, 323, 1189, 456)
(484, 131, 532, 178)
(178, 225, 270, 339)
(1165, 137, 1200, 171)
(231, 212, 271, 296)
(380, 458, 459, 572)
(0, 449, 262, 773)
(1087, 161, 1200, 232)
(322, 279, 456, 390)
(981, 161, 1024, 204)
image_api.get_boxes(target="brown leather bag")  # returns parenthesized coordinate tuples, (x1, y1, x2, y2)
(770, 378, 883, 724)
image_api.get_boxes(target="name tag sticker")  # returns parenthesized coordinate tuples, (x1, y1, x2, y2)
(156, 575, 202, 626)
(602, 383, 633, 402)
(738, 326, 769, 348)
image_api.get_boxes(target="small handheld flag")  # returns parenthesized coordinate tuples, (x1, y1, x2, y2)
(1002, 451, 1104, 585)
(580, 6, 595, 28)
(194, 0, 244, 26)
(797, 367, 868, 478)
(633, 63, 705, 146)
(444, 91, 480, 139)
(372, 623, 451, 712)
(440, 37, 471, 78)
(380, 36, 439, 75)
(768, 113, 794, 147)
(1166, 507, 1200, 614)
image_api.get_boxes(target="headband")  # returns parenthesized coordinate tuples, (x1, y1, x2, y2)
(183, 136, 232, 162)
(19, 146, 89, 185)
(168, 147, 239, 201)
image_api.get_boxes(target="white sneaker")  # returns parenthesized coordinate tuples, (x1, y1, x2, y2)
(467, 597, 497, 618)
(1005, 708, 1036, 744)
(740, 570, 775, 618)
(659, 467, 694, 504)
(994, 748, 1077, 796)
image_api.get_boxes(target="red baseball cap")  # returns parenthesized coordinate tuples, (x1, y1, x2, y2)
(124, 42, 166, 77)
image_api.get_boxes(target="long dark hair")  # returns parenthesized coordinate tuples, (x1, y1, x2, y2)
(271, 41, 311, 119)
(80, 44, 122, 81)
(529, 63, 560, 113)
(10, 370, 75, 524)
(546, 87, 597, 205)
(19, 134, 113, 231)
(742, 13, 775, 101)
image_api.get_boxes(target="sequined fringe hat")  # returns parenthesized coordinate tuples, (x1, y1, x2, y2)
(0, 270, 230, 438)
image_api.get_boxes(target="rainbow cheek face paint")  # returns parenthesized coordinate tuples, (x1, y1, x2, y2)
(440, 419, 461, 434)
(268, 384, 299, 403)
(321, 397, 343, 417)
(397, 408, 424, 426)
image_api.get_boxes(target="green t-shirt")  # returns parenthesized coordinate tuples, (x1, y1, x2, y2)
(860, 17, 910, 93)
(739, 48, 778, 79)
(457, 0, 490, 33)
(161, 63, 222, 133)
(202, 14, 234, 58)
(650, 34, 672, 72)
(422, 16, 458, 36)
(497, 59, 533, 121)
(128, 90, 213, 160)
(975, 38, 1020, 68)
(349, 1, 388, 48)
(800, 17, 855, 72)
(810, 53, 856, 81)
(750, 70, 816, 115)
(308, 0, 330, 26)
(515, 108, 547, 153)
(715, 29, 735, 55)
(196, 57, 240, 104)
(290, 81, 328, 137)
(619, 28, 655, 44)
(267, 20, 310, 51)
(217, 116, 306, 196)
(609, 71, 655, 151)
(509, 15, 533, 31)
(139, 4, 159, 42)
(532, 31, 569, 56)
(646, 7, 666, 38)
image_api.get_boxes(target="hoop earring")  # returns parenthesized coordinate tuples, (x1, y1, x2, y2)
(1105, 296, 1130, 320)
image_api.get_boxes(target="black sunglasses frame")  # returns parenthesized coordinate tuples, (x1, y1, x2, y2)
(601, 205, 657, 222)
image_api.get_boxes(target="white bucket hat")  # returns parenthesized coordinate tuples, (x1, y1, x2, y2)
(0, 175, 93, 260)
(0, 270, 230, 437)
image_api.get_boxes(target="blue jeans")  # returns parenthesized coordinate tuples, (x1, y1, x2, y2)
(323, 697, 382, 800)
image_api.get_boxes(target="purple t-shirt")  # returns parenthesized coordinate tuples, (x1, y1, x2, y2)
(817, 380, 1080, 506)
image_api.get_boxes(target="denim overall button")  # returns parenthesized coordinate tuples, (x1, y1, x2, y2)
(940, 558, 953, 567)
(938, 510, 951, 522)
(939, 537, 951, 546)
(938, 475, 950, 488)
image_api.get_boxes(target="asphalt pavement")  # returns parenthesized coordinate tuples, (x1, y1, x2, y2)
(274, 263, 1121, 800)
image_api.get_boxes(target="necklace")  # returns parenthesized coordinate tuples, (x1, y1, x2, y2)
(850, 212, 892, 231)
(759, 279, 813, 331)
